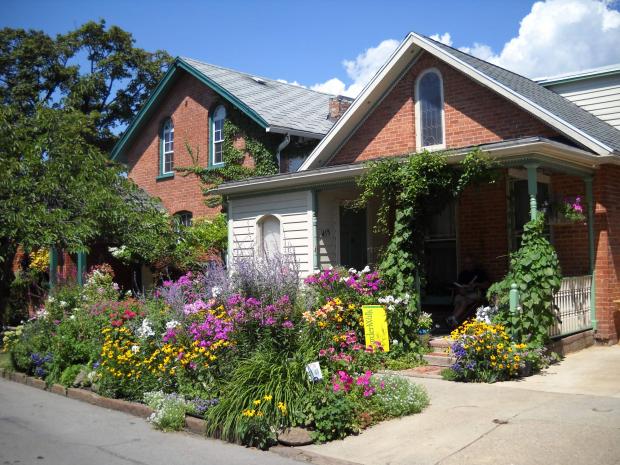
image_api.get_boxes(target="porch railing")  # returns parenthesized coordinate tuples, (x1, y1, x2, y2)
(549, 275, 592, 338)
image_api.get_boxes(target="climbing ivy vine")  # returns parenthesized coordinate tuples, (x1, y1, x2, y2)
(487, 214, 562, 346)
(356, 149, 495, 308)
(177, 108, 279, 206)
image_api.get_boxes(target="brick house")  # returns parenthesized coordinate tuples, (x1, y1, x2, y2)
(110, 57, 342, 223)
(215, 33, 620, 344)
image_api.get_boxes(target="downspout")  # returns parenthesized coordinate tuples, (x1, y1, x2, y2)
(276, 133, 291, 172)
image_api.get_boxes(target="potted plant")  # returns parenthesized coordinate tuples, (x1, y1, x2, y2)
(417, 312, 433, 346)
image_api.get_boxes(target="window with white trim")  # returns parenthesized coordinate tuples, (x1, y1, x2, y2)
(174, 211, 193, 228)
(415, 69, 445, 149)
(161, 118, 174, 174)
(212, 105, 226, 165)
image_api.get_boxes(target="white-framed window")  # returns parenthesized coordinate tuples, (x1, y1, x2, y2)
(415, 69, 445, 150)
(212, 105, 226, 166)
(174, 211, 193, 228)
(161, 118, 174, 174)
(257, 215, 281, 257)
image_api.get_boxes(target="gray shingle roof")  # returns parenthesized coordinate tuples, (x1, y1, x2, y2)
(182, 57, 335, 136)
(426, 36, 620, 153)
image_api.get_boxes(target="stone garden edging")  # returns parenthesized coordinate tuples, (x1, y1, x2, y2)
(0, 367, 363, 465)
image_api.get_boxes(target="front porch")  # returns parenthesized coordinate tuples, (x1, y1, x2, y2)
(310, 158, 597, 339)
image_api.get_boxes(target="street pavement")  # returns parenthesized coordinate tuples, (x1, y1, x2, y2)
(0, 378, 302, 465)
(2, 345, 619, 465)
(300, 345, 620, 465)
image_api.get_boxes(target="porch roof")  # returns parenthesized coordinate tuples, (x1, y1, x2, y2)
(213, 137, 609, 198)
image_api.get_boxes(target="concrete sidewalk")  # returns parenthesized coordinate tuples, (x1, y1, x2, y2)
(300, 345, 620, 465)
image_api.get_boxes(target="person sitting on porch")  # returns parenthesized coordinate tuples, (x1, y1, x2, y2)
(446, 257, 489, 327)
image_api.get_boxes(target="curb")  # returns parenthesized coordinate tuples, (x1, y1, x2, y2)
(1, 370, 355, 465)
(271, 446, 364, 465)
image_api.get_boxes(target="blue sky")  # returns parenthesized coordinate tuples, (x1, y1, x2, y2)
(4, 0, 620, 96)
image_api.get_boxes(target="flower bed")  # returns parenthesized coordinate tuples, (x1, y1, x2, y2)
(2, 259, 429, 448)
(443, 319, 556, 383)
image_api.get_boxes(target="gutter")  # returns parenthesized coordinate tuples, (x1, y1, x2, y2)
(211, 137, 619, 197)
(275, 133, 291, 170)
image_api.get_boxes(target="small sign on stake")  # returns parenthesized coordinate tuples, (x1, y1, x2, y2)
(362, 305, 390, 352)
(305, 361, 323, 382)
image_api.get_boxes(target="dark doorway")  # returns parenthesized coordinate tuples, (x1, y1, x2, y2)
(340, 206, 367, 270)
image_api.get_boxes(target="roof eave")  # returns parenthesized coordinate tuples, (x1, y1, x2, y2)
(215, 138, 611, 197)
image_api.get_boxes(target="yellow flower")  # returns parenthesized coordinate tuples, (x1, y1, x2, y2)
(263, 395, 273, 402)
(253, 399, 261, 406)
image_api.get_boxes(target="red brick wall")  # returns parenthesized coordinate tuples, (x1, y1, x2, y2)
(549, 174, 589, 277)
(125, 72, 224, 219)
(593, 164, 620, 343)
(329, 52, 559, 166)
(457, 172, 509, 282)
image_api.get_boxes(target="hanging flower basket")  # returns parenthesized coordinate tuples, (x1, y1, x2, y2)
(548, 196, 586, 225)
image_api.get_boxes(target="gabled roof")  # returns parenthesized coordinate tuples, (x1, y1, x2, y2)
(182, 58, 335, 137)
(300, 32, 620, 171)
(111, 57, 334, 161)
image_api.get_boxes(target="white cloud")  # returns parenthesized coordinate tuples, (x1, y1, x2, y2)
(452, 0, 620, 77)
(430, 32, 453, 46)
(310, 39, 400, 97)
(276, 78, 305, 87)
(308, 0, 620, 98)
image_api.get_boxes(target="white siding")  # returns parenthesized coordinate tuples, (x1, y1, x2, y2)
(229, 190, 313, 275)
(545, 74, 620, 130)
(316, 187, 387, 269)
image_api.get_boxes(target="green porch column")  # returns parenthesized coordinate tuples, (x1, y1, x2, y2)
(526, 163, 539, 220)
(77, 252, 87, 286)
(585, 177, 598, 330)
(49, 247, 58, 289)
(311, 190, 319, 271)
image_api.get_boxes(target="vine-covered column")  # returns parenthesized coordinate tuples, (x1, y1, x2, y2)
(525, 163, 539, 221)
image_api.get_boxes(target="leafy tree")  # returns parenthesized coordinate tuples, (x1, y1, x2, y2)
(0, 20, 172, 151)
(0, 105, 176, 321)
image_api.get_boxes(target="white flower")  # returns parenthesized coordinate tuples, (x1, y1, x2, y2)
(126, 290, 133, 297)
(211, 286, 222, 298)
(348, 267, 357, 274)
(112, 283, 119, 291)
(137, 319, 155, 338)
(392, 339, 399, 345)
(165, 320, 180, 330)
(131, 345, 140, 354)
(47, 296, 55, 303)
(361, 265, 370, 274)
(59, 300, 68, 308)
(69, 315, 76, 320)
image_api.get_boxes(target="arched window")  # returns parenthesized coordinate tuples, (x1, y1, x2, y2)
(161, 118, 174, 174)
(415, 69, 445, 149)
(212, 105, 226, 166)
(174, 211, 193, 228)
(258, 215, 281, 257)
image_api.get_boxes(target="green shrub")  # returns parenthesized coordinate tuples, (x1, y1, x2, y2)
(144, 391, 190, 431)
(59, 364, 84, 387)
(9, 319, 54, 375)
(303, 388, 360, 443)
(370, 376, 429, 418)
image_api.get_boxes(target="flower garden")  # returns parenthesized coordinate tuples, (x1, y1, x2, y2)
(2, 258, 431, 448)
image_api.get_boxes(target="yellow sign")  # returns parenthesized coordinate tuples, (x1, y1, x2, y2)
(362, 305, 390, 353)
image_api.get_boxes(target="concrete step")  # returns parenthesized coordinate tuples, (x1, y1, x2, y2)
(429, 337, 451, 350)
(423, 353, 456, 367)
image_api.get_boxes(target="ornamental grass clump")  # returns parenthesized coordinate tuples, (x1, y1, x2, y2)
(446, 320, 527, 383)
